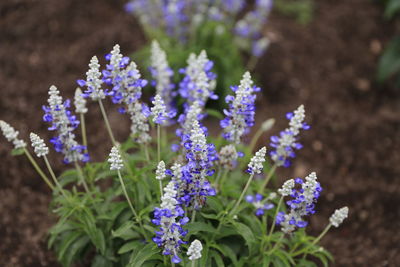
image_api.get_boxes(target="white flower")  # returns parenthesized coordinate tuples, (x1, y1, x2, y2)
(74, 88, 88, 114)
(330, 206, 349, 227)
(86, 56, 105, 100)
(222, 71, 257, 144)
(247, 147, 266, 174)
(156, 161, 166, 180)
(129, 102, 151, 144)
(0, 120, 26, 149)
(45, 85, 85, 163)
(151, 94, 168, 124)
(150, 40, 174, 106)
(289, 105, 306, 135)
(219, 144, 238, 170)
(302, 172, 319, 203)
(278, 179, 295, 197)
(187, 239, 203, 261)
(108, 146, 123, 170)
(261, 118, 275, 132)
(30, 133, 48, 157)
(181, 101, 202, 136)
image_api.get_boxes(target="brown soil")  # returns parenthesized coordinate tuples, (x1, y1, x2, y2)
(0, 0, 399, 266)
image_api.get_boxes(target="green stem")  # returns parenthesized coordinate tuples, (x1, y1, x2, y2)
(229, 174, 254, 217)
(98, 99, 116, 145)
(258, 164, 277, 194)
(269, 196, 283, 236)
(269, 234, 284, 254)
(191, 259, 196, 267)
(291, 224, 332, 257)
(191, 210, 197, 223)
(218, 169, 229, 190)
(43, 156, 68, 198)
(143, 144, 150, 161)
(249, 127, 263, 153)
(117, 170, 148, 240)
(74, 162, 90, 194)
(80, 113, 88, 151)
(213, 167, 222, 189)
(157, 124, 161, 163)
(312, 223, 331, 246)
(23, 148, 54, 190)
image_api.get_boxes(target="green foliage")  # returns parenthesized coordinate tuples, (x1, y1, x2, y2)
(378, 0, 400, 87)
(384, 0, 400, 19)
(45, 130, 334, 266)
(275, 0, 314, 25)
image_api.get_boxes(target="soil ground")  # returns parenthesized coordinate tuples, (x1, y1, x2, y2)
(0, 0, 399, 266)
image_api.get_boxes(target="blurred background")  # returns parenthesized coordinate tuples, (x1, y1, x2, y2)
(0, 0, 399, 266)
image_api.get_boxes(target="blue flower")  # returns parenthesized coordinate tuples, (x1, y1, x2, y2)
(276, 172, 322, 234)
(246, 194, 275, 216)
(221, 72, 260, 144)
(179, 51, 217, 106)
(152, 181, 188, 263)
(43, 86, 88, 164)
(174, 120, 217, 210)
(270, 105, 310, 167)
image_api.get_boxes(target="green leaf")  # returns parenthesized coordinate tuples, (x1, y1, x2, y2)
(57, 231, 83, 263)
(186, 222, 216, 235)
(112, 221, 140, 241)
(200, 212, 220, 220)
(63, 235, 90, 266)
(385, 0, 400, 19)
(274, 250, 295, 266)
(233, 222, 256, 255)
(378, 36, 400, 82)
(205, 108, 223, 119)
(11, 148, 24, 156)
(91, 254, 113, 267)
(128, 243, 159, 267)
(210, 250, 225, 267)
(118, 240, 142, 255)
(211, 243, 238, 265)
(206, 196, 224, 213)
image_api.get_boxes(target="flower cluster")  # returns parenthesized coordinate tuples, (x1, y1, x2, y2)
(0, 120, 26, 149)
(156, 161, 166, 180)
(77, 56, 105, 101)
(30, 133, 49, 157)
(221, 72, 260, 144)
(276, 172, 322, 234)
(152, 181, 189, 264)
(187, 239, 203, 261)
(125, 0, 272, 57)
(218, 144, 241, 170)
(270, 105, 310, 167)
(78, 44, 151, 144)
(247, 147, 267, 174)
(74, 88, 88, 114)
(179, 51, 217, 106)
(150, 40, 175, 112)
(178, 120, 217, 210)
(246, 193, 275, 216)
(330, 206, 349, 227)
(108, 146, 123, 170)
(150, 94, 175, 125)
(42, 86, 88, 164)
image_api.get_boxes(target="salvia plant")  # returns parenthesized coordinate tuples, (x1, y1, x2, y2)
(1, 44, 348, 267)
(125, 1, 274, 105)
